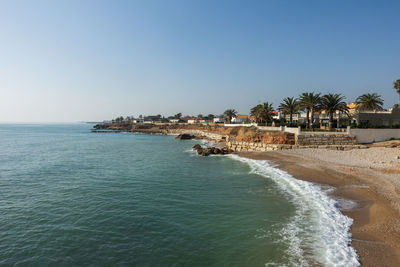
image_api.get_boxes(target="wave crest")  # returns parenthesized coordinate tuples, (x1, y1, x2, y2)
(229, 155, 360, 267)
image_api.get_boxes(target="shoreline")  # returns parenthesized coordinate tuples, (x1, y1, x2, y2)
(237, 149, 400, 266)
(94, 127, 400, 265)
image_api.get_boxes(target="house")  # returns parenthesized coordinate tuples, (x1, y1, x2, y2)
(144, 115, 162, 123)
(169, 118, 180, 123)
(354, 108, 400, 127)
(181, 117, 198, 124)
(231, 115, 255, 124)
(272, 111, 282, 120)
(188, 118, 198, 124)
(213, 117, 223, 123)
(283, 112, 307, 123)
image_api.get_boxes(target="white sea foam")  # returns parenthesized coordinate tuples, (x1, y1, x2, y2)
(228, 155, 360, 267)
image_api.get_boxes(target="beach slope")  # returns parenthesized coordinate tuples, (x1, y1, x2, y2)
(239, 147, 400, 266)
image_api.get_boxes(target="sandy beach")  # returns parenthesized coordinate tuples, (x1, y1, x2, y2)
(239, 145, 400, 266)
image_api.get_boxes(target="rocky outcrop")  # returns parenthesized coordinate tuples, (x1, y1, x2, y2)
(192, 144, 233, 156)
(234, 127, 295, 144)
(175, 134, 195, 140)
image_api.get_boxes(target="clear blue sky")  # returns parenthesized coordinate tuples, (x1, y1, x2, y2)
(1, 0, 399, 122)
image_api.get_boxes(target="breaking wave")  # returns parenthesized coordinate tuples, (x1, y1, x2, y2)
(229, 155, 360, 267)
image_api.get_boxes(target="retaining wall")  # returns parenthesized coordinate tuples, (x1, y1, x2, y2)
(297, 133, 357, 146)
(349, 128, 400, 143)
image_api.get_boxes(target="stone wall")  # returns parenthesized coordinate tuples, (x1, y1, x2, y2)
(226, 141, 294, 151)
(225, 140, 366, 152)
(296, 133, 357, 146)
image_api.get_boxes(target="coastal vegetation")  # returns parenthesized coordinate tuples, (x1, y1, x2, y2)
(250, 102, 274, 124)
(106, 78, 400, 130)
(278, 97, 299, 124)
(223, 109, 237, 123)
(394, 79, 400, 103)
(355, 93, 384, 111)
(299, 92, 322, 129)
(320, 94, 347, 131)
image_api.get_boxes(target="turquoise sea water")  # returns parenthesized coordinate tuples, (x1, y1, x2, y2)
(0, 124, 358, 266)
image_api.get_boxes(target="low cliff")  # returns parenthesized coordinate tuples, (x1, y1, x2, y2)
(93, 123, 295, 145)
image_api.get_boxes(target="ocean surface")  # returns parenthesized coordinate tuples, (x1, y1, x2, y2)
(0, 123, 359, 266)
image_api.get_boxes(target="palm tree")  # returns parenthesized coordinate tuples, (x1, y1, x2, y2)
(321, 94, 347, 130)
(223, 109, 237, 123)
(355, 93, 384, 111)
(394, 79, 400, 104)
(299, 92, 322, 129)
(250, 102, 274, 124)
(278, 97, 299, 124)
(250, 105, 263, 123)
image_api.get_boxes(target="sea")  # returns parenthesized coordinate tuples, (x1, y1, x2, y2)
(0, 123, 359, 266)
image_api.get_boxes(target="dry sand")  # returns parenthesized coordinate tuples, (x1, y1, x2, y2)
(238, 146, 400, 267)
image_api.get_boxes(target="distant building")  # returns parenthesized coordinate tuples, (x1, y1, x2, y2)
(283, 112, 308, 123)
(231, 115, 255, 124)
(181, 117, 198, 124)
(213, 117, 223, 123)
(355, 108, 400, 127)
(169, 118, 179, 123)
(144, 115, 162, 123)
(272, 111, 282, 120)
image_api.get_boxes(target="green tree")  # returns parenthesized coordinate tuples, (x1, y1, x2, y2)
(299, 92, 322, 129)
(355, 93, 384, 111)
(278, 97, 299, 124)
(223, 109, 237, 123)
(174, 113, 182, 119)
(394, 79, 400, 104)
(206, 114, 215, 121)
(115, 116, 124, 123)
(250, 102, 274, 124)
(321, 94, 347, 130)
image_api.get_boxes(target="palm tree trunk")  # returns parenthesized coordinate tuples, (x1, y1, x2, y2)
(310, 107, 314, 130)
(306, 109, 310, 129)
(289, 113, 293, 124)
(328, 113, 333, 131)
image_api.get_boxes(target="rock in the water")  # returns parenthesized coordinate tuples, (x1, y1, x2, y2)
(192, 144, 202, 150)
(212, 147, 222, 154)
(192, 144, 232, 156)
(176, 134, 195, 140)
(201, 148, 213, 156)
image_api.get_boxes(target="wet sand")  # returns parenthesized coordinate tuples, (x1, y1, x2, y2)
(238, 148, 400, 266)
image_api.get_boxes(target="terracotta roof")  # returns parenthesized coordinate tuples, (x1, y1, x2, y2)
(235, 115, 256, 121)
(347, 103, 357, 110)
(236, 115, 251, 119)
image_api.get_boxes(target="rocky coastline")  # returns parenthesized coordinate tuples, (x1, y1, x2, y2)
(92, 122, 295, 149)
(92, 122, 370, 152)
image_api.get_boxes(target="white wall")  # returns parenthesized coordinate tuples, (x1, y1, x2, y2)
(282, 126, 301, 135)
(257, 126, 301, 135)
(349, 128, 400, 143)
(224, 123, 257, 127)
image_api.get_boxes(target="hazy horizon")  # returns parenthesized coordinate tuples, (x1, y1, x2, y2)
(1, 0, 399, 122)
